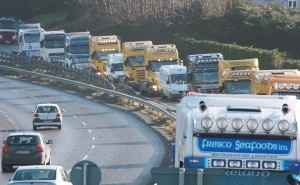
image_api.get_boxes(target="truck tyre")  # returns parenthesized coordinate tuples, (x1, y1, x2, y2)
(161, 91, 166, 100)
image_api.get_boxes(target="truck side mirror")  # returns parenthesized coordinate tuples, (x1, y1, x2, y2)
(167, 80, 170, 84)
(187, 73, 192, 83)
(40, 40, 44, 47)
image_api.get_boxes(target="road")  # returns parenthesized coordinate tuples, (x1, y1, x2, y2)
(0, 75, 166, 185)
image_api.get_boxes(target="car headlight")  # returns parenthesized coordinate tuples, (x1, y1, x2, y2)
(201, 117, 213, 131)
(231, 118, 243, 131)
(262, 119, 274, 132)
(216, 117, 228, 131)
(247, 118, 259, 132)
(278, 120, 289, 133)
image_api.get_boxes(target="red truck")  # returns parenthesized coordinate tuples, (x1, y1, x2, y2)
(0, 17, 17, 45)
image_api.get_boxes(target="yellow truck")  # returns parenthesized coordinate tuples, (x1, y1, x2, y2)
(218, 58, 259, 94)
(89, 35, 121, 76)
(251, 69, 299, 95)
(266, 75, 300, 99)
(140, 44, 180, 96)
(122, 41, 152, 90)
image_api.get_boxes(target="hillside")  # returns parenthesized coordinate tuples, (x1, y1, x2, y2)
(1, 0, 300, 60)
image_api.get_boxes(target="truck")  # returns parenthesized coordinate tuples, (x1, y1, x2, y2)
(16, 23, 44, 57)
(166, 93, 300, 185)
(218, 58, 259, 94)
(187, 53, 223, 93)
(159, 65, 188, 101)
(0, 17, 17, 45)
(251, 69, 299, 95)
(64, 32, 92, 70)
(106, 53, 125, 82)
(40, 30, 65, 63)
(266, 75, 300, 99)
(122, 41, 153, 90)
(89, 35, 121, 76)
(140, 44, 180, 96)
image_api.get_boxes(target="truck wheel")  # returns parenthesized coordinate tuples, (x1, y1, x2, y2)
(161, 92, 166, 100)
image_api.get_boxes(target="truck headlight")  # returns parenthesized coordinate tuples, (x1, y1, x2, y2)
(212, 159, 225, 167)
(278, 120, 289, 132)
(201, 117, 213, 131)
(228, 160, 242, 168)
(246, 161, 260, 168)
(263, 161, 276, 169)
(247, 118, 259, 132)
(262, 119, 274, 132)
(231, 118, 243, 131)
(216, 118, 228, 131)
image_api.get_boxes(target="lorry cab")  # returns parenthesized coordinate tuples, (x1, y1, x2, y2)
(159, 65, 188, 101)
(106, 53, 125, 82)
(17, 23, 44, 57)
(40, 30, 65, 63)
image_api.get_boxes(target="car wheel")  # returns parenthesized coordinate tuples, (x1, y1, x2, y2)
(33, 125, 38, 131)
(46, 157, 51, 165)
(58, 125, 61, 130)
(2, 164, 12, 173)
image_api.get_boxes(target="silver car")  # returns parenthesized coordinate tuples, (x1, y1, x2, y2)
(32, 103, 64, 130)
(1, 132, 52, 173)
(8, 165, 73, 185)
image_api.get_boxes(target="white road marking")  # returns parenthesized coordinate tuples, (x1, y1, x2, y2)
(30, 96, 37, 99)
(11, 90, 18, 92)
(73, 115, 77, 118)
(83, 155, 88, 160)
(88, 130, 91, 133)
(92, 145, 95, 149)
(82, 122, 86, 126)
(92, 137, 95, 140)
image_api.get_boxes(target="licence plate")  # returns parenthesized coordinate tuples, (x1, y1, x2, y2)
(17, 150, 30, 154)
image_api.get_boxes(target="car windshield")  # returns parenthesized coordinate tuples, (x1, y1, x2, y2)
(128, 56, 144, 67)
(193, 71, 218, 84)
(69, 44, 89, 54)
(24, 34, 40, 43)
(36, 106, 58, 113)
(151, 60, 178, 72)
(6, 135, 39, 145)
(170, 74, 187, 84)
(13, 169, 56, 180)
(44, 39, 65, 48)
(112, 63, 123, 71)
(226, 80, 251, 94)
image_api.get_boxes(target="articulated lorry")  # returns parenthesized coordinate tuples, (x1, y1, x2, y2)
(140, 44, 180, 96)
(0, 17, 17, 45)
(152, 93, 300, 185)
(40, 30, 65, 63)
(267, 75, 300, 99)
(218, 58, 259, 94)
(16, 23, 44, 57)
(159, 65, 188, 101)
(251, 69, 299, 95)
(89, 35, 121, 76)
(122, 41, 153, 90)
(64, 32, 92, 70)
(187, 53, 223, 93)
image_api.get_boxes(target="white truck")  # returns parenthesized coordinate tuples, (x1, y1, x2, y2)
(159, 65, 188, 101)
(40, 30, 65, 63)
(106, 53, 125, 82)
(170, 93, 300, 185)
(16, 23, 44, 57)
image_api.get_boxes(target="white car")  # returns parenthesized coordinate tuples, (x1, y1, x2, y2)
(8, 165, 73, 185)
(32, 103, 64, 130)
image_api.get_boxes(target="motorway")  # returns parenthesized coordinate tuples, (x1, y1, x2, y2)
(0, 75, 167, 185)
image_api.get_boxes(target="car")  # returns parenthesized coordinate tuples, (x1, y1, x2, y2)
(7, 165, 73, 185)
(32, 103, 64, 130)
(1, 132, 53, 173)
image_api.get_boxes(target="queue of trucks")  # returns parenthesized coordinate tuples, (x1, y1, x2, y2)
(2, 17, 300, 102)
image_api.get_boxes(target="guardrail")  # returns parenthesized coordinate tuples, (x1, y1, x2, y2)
(0, 51, 176, 121)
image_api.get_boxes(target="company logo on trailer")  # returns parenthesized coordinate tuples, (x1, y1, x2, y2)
(198, 138, 292, 154)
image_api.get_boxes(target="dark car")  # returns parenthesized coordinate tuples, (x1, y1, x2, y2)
(1, 132, 53, 173)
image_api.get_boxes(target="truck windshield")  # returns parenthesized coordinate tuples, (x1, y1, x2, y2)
(226, 80, 251, 94)
(95, 51, 118, 60)
(171, 74, 187, 84)
(128, 56, 144, 67)
(0, 21, 16, 29)
(45, 39, 65, 48)
(152, 60, 178, 72)
(24, 34, 40, 43)
(112, 63, 123, 71)
(193, 72, 218, 84)
(70, 44, 89, 54)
